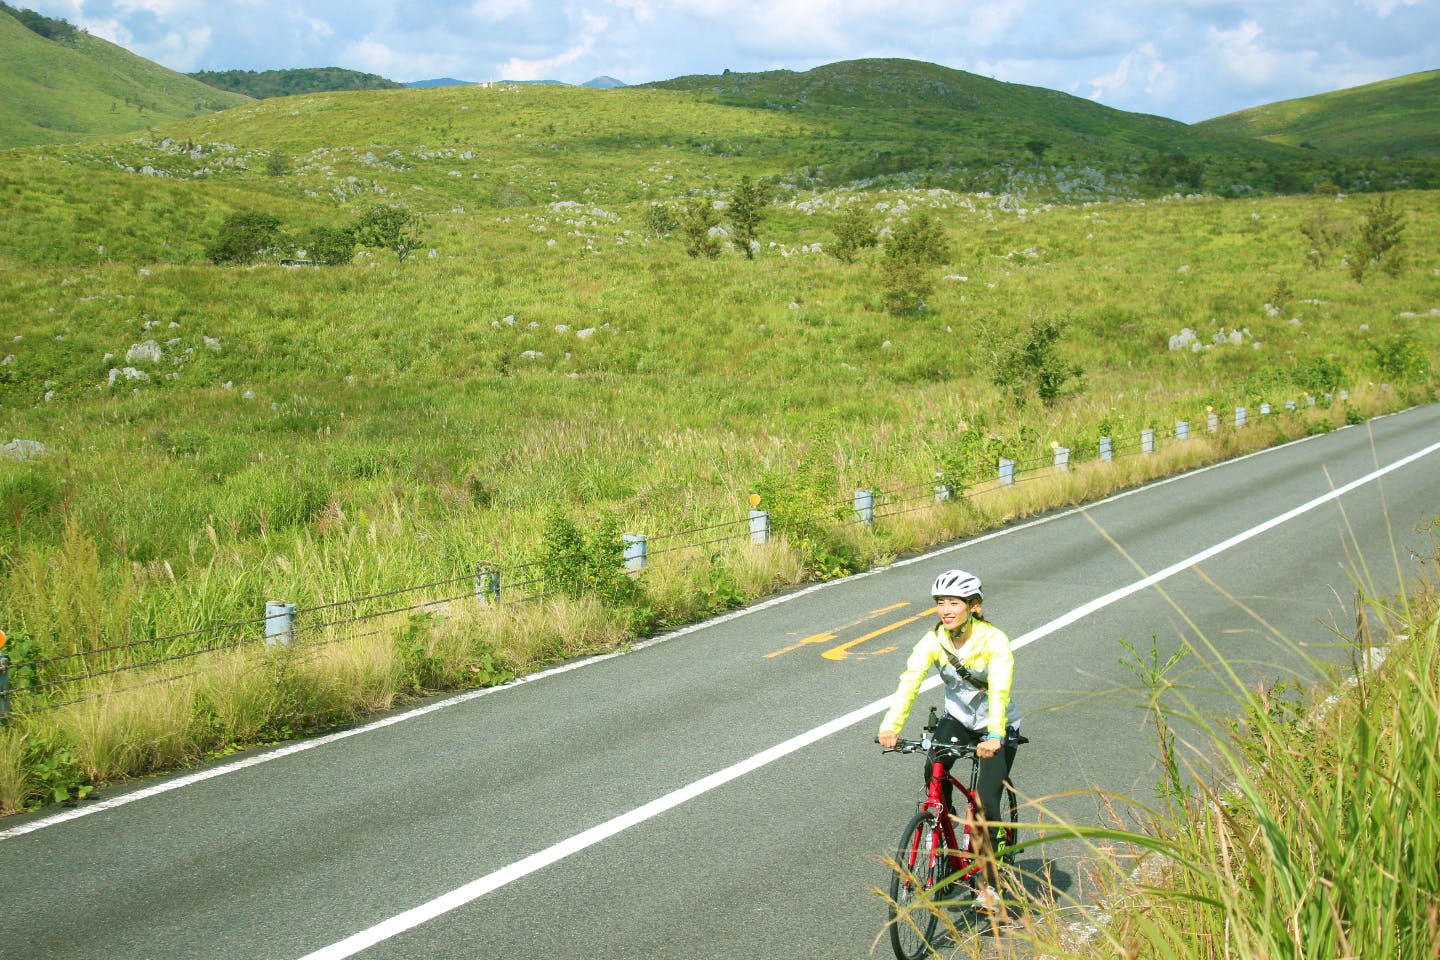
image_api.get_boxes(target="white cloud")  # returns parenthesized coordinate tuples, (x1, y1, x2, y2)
(1356, 0, 1416, 15)
(497, 10, 608, 80)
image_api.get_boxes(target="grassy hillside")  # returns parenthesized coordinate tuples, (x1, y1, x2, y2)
(1197, 69, 1440, 159)
(189, 67, 404, 99)
(0, 8, 248, 149)
(0, 67, 1436, 811)
(644, 58, 1439, 194)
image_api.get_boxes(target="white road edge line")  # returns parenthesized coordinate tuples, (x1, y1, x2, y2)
(293, 435, 1440, 960)
(0, 415, 1419, 844)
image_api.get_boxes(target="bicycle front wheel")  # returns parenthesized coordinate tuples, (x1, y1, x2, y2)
(888, 810, 945, 960)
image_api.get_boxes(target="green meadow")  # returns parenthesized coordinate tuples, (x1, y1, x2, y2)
(1, 72, 1438, 813)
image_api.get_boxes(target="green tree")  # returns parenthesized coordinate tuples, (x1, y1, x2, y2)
(353, 204, 424, 263)
(679, 198, 721, 260)
(831, 204, 877, 264)
(264, 150, 292, 177)
(1299, 202, 1345, 270)
(887, 211, 950, 265)
(304, 226, 356, 265)
(727, 175, 768, 259)
(877, 211, 949, 315)
(644, 203, 679, 238)
(1348, 194, 1405, 282)
(989, 314, 1084, 405)
(205, 211, 283, 265)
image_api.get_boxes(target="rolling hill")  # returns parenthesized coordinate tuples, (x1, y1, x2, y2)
(1196, 69, 1440, 159)
(0, 6, 249, 148)
(189, 67, 404, 99)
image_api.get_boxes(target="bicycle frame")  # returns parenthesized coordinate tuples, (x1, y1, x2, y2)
(907, 749, 986, 888)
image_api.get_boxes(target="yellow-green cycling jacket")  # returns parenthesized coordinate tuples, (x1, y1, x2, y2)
(878, 618, 1020, 739)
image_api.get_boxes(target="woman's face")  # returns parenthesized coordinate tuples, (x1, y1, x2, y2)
(935, 595, 978, 631)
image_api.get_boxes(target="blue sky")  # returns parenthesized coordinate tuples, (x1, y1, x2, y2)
(23, 0, 1438, 122)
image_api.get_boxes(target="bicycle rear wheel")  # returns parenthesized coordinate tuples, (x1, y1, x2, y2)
(888, 810, 945, 960)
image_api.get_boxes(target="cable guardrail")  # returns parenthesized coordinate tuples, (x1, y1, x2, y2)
(0, 392, 1355, 718)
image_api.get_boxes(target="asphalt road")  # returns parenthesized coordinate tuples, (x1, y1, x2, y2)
(3, 403, 1437, 960)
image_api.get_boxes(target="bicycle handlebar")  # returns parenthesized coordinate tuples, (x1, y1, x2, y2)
(874, 736, 978, 760)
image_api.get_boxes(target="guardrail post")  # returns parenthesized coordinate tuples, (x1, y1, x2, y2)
(1176, 420, 1189, 441)
(623, 533, 647, 571)
(1260, 402, 1272, 416)
(1286, 400, 1297, 412)
(749, 509, 769, 544)
(1307, 396, 1316, 407)
(1236, 407, 1247, 428)
(1340, 389, 1349, 401)
(1141, 429, 1155, 454)
(1207, 411, 1219, 433)
(265, 601, 296, 646)
(854, 489, 874, 527)
(1053, 446, 1070, 471)
(1099, 437, 1112, 462)
(475, 563, 501, 605)
(998, 458, 1015, 486)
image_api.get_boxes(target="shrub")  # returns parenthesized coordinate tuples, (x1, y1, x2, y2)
(1348, 194, 1405, 282)
(205, 211, 283, 264)
(1367, 334, 1430, 381)
(304, 225, 356, 265)
(831, 204, 878, 264)
(727, 175, 768, 259)
(989, 314, 1084, 405)
(352, 204, 423, 263)
(678, 198, 721, 259)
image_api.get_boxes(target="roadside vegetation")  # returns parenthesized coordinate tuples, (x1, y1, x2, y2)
(0, 69, 1437, 816)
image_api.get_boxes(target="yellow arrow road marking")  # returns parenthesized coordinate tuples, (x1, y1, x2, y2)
(821, 607, 934, 661)
(764, 602, 910, 658)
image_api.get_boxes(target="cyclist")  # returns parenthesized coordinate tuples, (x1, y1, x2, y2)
(877, 568, 1021, 910)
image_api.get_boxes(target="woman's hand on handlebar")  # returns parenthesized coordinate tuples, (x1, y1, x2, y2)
(878, 730, 899, 749)
(976, 737, 1001, 759)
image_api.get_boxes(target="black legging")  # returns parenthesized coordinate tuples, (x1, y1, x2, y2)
(932, 714, 1017, 853)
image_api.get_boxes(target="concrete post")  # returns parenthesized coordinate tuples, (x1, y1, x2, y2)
(1236, 407, 1247, 428)
(998, 459, 1015, 486)
(1207, 412, 1220, 433)
(854, 489, 874, 527)
(1099, 437, 1112, 462)
(265, 601, 296, 646)
(475, 563, 501, 605)
(1260, 402, 1272, 416)
(1176, 420, 1189, 441)
(1053, 447, 1070, 471)
(623, 533, 647, 571)
(1142, 429, 1155, 454)
(749, 509, 769, 545)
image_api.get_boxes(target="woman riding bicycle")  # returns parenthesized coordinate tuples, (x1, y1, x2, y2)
(877, 569, 1021, 904)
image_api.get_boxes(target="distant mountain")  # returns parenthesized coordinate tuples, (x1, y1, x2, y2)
(405, 76, 626, 89)
(404, 77, 474, 88)
(0, 3, 248, 148)
(190, 67, 403, 99)
(1196, 69, 1440, 158)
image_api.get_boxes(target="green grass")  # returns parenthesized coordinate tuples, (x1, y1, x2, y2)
(1198, 69, 1440, 159)
(0, 10, 248, 149)
(0, 72, 1437, 814)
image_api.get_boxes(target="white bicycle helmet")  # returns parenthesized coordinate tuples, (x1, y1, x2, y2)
(931, 569, 982, 600)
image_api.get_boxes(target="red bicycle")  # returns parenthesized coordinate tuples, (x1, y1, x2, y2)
(879, 708, 1023, 960)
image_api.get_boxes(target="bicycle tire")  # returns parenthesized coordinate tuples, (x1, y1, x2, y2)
(888, 809, 945, 960)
